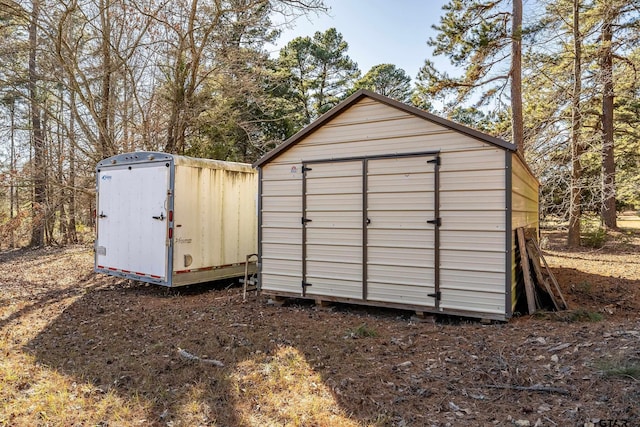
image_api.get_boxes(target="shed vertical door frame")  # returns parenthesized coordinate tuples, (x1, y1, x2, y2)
(362, 159, 369, 300)
(429, 155, 441, 309)
(301, 163, 309, 296)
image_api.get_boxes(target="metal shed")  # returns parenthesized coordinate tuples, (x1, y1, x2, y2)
(253, 90, 538, 320)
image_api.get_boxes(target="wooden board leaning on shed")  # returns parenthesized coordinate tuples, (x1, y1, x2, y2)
(516, 228, 568, 314)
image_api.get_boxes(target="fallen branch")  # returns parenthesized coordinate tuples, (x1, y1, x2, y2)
(482, 384, 569, 395)
(177, 347, 225, 367)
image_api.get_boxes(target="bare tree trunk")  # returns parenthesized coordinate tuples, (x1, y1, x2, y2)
(9, 95, 16, 248)
(165, 32, 190, 154)
(57, 87, 68, 244)
(68, 89, 78, 243)
(510, 0, 524, 152)
(568, 0, 583, 247)
(98, 0, 114, 158)
(600, 4, 617, 229)
(29, 0, 46, 247)
(42, 103, 54, 245)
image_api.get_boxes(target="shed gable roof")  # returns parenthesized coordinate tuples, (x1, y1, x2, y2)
(253, 89, 515, 167)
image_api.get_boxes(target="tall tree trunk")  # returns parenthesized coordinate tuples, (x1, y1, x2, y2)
(57, 88, 68, 244)
(9, 95, 16, 248)
(67, 89, 78, 243)
(42, 103, 54, 245)
(568, 0, 583, 247)
(600, 4, 617, 229)
(99, 0, 113, 158)
(29, 0, 45, 247)
(510, 0, 524, 152)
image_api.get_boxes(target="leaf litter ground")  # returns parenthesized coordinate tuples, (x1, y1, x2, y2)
(1, 229, 639, 426)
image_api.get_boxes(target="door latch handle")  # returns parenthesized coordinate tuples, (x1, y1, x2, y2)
(98, 212, 107, 218)
(366, 218, 371, 225)
(152, 213, 165, 220)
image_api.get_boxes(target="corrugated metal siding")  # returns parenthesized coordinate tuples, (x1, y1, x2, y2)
(269, 100, 494, 166)
(510, 154, 540, 311)
(260, 97, 510, 317)
(438, 148, 506, 315)
(172, 164, 257, 270)
(260, 163, 302, 291)
(365, 155, 436, 306)
(511, 156, 539, 230)
(304, 161, 363, 299)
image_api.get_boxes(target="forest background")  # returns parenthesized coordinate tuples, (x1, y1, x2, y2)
(0, 0, 638, 249)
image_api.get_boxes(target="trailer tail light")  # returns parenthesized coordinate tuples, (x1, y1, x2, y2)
(168, 228, 173, 239)
(168, 210, 173, 221)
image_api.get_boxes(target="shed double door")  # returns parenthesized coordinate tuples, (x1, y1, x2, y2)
(302, 154, 439, 307)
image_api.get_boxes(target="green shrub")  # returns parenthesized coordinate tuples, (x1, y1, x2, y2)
(581, 225, 607, 248)
(349, 323, 378, 338)
(568, 309, 603, 322)
(596, 359, 640, 380)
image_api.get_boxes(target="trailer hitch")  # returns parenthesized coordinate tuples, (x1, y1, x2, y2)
(152, 213, 165, 220)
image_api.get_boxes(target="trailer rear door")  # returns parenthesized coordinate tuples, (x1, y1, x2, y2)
(96, 163, 170, 280)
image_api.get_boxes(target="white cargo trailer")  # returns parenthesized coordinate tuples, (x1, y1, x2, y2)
(95, 152, 257, 287)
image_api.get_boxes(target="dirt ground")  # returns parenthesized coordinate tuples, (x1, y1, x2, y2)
(1, 229, 639, 427)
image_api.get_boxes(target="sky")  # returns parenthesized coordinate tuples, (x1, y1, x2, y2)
(269, 0, 454, 80)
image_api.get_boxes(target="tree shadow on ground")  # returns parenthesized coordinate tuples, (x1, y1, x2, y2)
(26, 280, 425, 426)
(24, 266, 640, 426)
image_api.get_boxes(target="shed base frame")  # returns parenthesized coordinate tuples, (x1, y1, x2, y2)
(261, 290, 508, 322)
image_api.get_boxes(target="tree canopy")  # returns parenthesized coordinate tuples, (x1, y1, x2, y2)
(0, 0, 638, 247)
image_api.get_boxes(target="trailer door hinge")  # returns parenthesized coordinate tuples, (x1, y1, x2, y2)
(427, 217, 441, 226)
(428, 291, 441, 300)
(301, 165, 312, 173)
(427, 157, 441, 165)
(302, 280, 312, 288)
(302, 217, 312, 224)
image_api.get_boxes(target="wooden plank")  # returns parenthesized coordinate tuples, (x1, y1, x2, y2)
(517, 227, 537, 314)
(526, 239, 560, 311)
(529, 236, 569, 310)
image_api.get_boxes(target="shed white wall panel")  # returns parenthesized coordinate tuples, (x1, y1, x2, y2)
(510, 154, 540, 310)
(511, 156, 540, 231)
(438, 147, 507, 315)
(260, 163, 302, 292)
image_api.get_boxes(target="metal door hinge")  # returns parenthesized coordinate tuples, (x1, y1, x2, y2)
(427, 157, 441, 165)
(301, 165, 312, 173)
(302, 217, 312, 224)
(427, 217, 441, 226)
(428, 291, 441, 300)
(302, 280, 312, 288)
